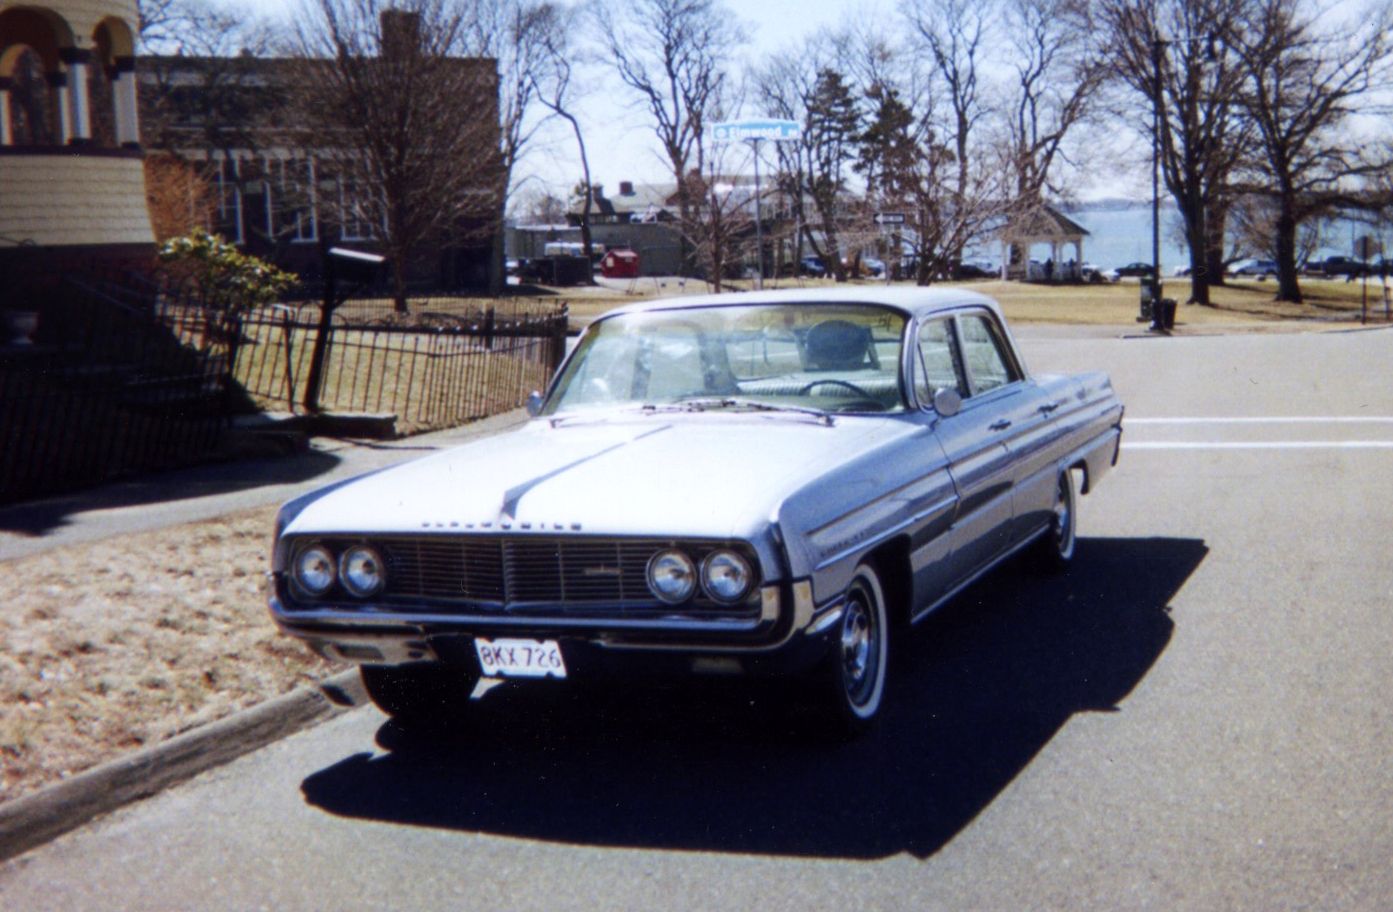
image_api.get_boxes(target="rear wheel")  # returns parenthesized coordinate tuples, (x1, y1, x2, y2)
(360, 662, 477, 726)
(1034, 470, 1077, 571)
(810, 563, 889, 737)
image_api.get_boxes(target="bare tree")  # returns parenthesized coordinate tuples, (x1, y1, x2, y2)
(593, 0, 742, 274)
(682, 152, 756, 292)
(898, 0, 1016, 281)
(1002, 0, 1103, 204)
(1227, 0, 1393, 302)
(293, 0, 501, 311)
(529, 3, 597, 263)
(464, 0, 556, 290)
(1099, 0, 1252, 304)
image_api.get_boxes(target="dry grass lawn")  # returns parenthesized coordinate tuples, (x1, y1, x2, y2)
(554, 274, 1390, 328)
(0, 506, 340, 802)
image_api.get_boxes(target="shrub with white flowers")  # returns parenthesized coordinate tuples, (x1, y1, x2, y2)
(158, 228, 296, 315)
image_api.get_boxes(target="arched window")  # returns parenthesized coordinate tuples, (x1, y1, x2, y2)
(4, 46, 57, 144)
(0, 7, 73, 147)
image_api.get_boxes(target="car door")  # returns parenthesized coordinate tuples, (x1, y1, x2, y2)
(917, 313, 1019, 601)
(955, 312, 1059, 544)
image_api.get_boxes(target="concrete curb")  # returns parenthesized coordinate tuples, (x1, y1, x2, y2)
(0, 668, 367, 863)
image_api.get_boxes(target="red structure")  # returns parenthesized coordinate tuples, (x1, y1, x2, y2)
(600, 248, 640, 279)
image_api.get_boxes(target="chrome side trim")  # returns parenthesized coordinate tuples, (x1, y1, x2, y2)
(908, 528, 1048, 626)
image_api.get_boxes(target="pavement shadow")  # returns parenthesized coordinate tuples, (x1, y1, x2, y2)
(301, 536, 1204, 860)
(0, 448, 342, 537)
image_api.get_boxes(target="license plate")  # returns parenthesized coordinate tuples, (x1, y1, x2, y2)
(474, 638, 567, 679)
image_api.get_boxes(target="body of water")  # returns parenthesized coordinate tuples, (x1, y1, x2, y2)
(971, 202, 1389, 274)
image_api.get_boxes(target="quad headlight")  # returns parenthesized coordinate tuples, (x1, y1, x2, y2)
(701, 550, 754, 603)
(647, 549, 697, 603)
(293, 544, 337, 596)
(339, 545, 386, 598)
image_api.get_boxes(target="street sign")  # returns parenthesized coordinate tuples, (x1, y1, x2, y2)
(711, 119, 802, 142)
(874, 212, 906, 226)
(1355, 235, 1380, 260)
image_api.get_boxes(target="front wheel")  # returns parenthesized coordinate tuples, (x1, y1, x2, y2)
(360, 662, 477, 726)
(810, 563, 889, 737)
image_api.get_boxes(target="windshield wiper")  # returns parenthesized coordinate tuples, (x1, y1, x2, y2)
(645, 397, 835, 426)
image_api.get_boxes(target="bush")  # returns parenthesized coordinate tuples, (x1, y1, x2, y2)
(158, 228, 296, 316)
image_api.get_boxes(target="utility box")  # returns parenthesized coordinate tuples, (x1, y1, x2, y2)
(600, 248, 640, 279)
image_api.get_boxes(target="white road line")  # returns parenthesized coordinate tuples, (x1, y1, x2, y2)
(1127, 417, 1393, 424)
(1124, 441, 1393, 450)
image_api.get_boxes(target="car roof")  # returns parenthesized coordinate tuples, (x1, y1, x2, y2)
(595, 285, 1004, 322)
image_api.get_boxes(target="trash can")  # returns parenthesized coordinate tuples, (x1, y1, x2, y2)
(1159, 297, 1177, 330)
(1137, 274, 1157, 323)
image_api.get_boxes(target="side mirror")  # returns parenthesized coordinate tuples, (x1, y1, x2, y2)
(526, 390, 545, 417)
(931, 387, 962, 418)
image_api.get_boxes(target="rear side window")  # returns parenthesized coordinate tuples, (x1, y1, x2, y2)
(959, 314, 1021, 395)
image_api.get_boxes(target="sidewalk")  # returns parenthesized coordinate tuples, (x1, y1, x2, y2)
(0, 409, 529, 562)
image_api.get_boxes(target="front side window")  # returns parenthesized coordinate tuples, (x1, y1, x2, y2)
(547, 304, 908, 415)
(958, 313, 1020, 395)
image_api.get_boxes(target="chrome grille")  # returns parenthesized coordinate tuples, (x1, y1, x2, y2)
(331, 536, 760, 617)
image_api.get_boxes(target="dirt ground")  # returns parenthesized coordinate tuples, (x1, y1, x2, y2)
(0, 506, 340, 802)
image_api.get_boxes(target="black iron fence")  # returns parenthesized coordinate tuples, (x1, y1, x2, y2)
(2, 269, 568, 504)
(1, 272, 233, 504)
(230, 299, 568, 434)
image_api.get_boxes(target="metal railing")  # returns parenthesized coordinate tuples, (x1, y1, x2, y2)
(0, 272, 233, 504)
(230, 299, 568, 434)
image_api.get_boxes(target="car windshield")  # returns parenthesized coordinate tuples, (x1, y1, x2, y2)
(545, 303, 908, 415)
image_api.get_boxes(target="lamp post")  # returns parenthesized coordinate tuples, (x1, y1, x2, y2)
(1151, 34, 1166, 332)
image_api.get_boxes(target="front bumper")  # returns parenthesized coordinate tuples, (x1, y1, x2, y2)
(269, 578, 846, 678)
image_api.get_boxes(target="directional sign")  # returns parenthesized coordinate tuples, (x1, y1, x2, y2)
(874, 212, 906, 226)
(712, 119, 803, 142)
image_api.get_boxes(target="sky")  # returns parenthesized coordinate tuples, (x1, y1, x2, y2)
(231, 0, 1370, 210)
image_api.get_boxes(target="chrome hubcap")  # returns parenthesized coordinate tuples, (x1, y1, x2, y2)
(840, 589, 876, 703)
(1054, 479, 1073, 551)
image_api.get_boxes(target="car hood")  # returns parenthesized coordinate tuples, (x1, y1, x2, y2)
(283, 412, 921, 541)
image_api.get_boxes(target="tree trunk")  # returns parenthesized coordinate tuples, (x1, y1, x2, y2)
(1183, 201, 1211, 305)
(1205, 206, 1228, 292)
(392, 257, 409, 314)
(1274, 200, 1303, 303)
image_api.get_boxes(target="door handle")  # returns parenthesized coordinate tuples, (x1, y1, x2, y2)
(1039, 400, 1062, 414)
(989, 419, 1012, 431)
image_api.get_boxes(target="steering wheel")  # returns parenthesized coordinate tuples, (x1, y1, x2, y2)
(799, 378, 876, 398)
(798, 379, 884, 411)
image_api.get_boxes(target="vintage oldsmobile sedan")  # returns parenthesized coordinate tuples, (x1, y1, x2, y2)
(269, 288, 1123, 733)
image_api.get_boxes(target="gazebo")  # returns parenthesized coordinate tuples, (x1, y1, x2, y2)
(997, 205, 1090, 282)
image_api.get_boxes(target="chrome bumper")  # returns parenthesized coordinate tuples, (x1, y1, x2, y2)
(270, 577, 841, 665)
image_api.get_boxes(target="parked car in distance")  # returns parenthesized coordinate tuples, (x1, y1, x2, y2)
(953, 260, 997, 280)
(1108, 262, 1154, 281)
(1081, 263, 1109, 283)
(268, 288, 1124, 736)
(1229, 259, 1278, 279)
(1320, 255, 1367, 278)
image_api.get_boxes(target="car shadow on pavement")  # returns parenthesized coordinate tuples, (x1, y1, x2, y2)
(300, 535, 1205, 860)
(0, 449, 342, 537)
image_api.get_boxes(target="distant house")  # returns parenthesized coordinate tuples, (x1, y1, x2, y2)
(555, 182, 686, 275)
(137, 18, 502, 290)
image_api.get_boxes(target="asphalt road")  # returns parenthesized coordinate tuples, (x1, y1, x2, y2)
(3, 323, 1392, 911)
